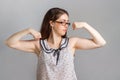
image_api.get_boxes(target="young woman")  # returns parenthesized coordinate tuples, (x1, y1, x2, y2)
(5, 7, 106, 80)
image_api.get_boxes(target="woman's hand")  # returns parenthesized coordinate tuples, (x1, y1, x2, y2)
(28, 28, 41, 40)
(72, 22, 88, 30)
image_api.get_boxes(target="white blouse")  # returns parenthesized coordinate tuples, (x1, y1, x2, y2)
(37, 38, 77, 80)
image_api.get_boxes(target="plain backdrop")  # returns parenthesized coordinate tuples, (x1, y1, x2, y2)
(0, 0, 120, 80)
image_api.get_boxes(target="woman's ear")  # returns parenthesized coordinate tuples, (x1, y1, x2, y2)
(49, 21, 54, 27)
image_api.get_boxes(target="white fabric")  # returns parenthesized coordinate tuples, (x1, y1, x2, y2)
(37, 38, 77, 80)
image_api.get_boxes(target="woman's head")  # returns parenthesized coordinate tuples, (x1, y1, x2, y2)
(40, 7, 70, 39)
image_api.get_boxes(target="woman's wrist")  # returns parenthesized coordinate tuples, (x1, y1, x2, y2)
(82, 22, 91, 29)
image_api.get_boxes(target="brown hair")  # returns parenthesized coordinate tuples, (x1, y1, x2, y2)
(40, 7, 69, 40)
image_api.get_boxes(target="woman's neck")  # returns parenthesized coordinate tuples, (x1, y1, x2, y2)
(47, 33, 62, 49)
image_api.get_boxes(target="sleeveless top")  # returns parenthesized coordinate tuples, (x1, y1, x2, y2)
(37, 38, 77, 80)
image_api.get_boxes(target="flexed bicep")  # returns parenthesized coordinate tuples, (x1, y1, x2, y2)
(74, 37, 101, 50)
(13, 40, 38, 53)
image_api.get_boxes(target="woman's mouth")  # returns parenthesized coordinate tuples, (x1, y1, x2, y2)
(63, 29, 67, 32)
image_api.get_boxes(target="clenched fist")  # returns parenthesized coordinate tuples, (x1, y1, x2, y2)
(72, 22, 88, 30)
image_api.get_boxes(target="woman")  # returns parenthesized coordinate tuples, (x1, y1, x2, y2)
(5, 7, 106, 80)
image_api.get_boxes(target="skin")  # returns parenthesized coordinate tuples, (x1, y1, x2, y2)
(5, 13, 106, 56)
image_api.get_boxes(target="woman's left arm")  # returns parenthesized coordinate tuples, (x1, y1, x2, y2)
(71, 22, 106, 50)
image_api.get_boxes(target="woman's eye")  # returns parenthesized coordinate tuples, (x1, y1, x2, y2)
(60, 22, 64, 24)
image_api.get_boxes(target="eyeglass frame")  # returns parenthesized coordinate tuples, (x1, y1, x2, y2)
(54, 21, 71, 26)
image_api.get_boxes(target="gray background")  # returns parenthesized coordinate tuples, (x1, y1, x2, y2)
(0, 0, 120, 80)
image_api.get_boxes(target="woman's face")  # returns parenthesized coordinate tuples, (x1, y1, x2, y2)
(50, 13, 70, 36)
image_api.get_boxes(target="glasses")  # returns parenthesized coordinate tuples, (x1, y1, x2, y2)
(55, 21, 71, 26)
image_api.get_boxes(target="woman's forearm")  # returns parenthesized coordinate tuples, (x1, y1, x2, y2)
(5, 28, 31, 46)
(83, 23, 106, 46)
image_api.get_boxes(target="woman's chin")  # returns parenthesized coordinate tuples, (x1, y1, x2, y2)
(61, 33, 66, 37)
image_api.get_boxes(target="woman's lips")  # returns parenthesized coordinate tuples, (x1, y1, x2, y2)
(63, 29, 67, 32)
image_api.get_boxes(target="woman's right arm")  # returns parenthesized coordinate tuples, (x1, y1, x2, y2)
(5, 28, 41, 54)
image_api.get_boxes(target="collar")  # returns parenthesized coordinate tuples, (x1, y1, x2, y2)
(40, 37, 69, 65)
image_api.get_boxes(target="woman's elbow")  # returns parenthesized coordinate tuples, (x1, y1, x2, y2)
(97, 40, 107, 47)
(5, 40, 17, 48)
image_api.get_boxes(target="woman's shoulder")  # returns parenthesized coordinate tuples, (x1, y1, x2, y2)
(69, 36, 79, 43)
(68, 36, 79, 47)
